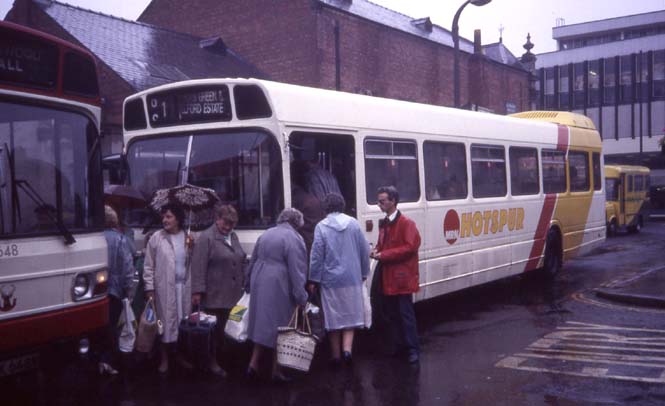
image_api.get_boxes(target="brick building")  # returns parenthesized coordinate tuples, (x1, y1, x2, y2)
(138, 0, 531, 114)
(5, 0, 265, 155)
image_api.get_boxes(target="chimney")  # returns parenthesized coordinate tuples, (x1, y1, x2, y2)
(199, 37, 227, 55)
(474, 29, 482, 54)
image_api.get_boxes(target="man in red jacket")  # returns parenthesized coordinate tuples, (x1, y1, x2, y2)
(370, 186, 421, 364)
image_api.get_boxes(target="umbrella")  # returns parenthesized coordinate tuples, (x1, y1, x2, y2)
(149, 183, 221, 231)
(104, 184, 146, 209)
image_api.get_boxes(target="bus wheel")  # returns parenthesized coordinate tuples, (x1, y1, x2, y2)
(607, 219, 617, 237)
(543, 230, 562, 277)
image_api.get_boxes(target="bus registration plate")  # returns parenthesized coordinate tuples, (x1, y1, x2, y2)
(0, 353, 39, 377)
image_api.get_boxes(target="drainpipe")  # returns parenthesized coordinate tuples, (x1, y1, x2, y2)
(334, 21, 341, 91)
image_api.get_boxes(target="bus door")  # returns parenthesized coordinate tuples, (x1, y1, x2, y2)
(287, 131, 356, 251)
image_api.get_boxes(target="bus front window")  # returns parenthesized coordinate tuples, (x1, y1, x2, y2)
(606, 178, 619, 202)
(127, 130, 283, 229)
(0, 100, 103, 237)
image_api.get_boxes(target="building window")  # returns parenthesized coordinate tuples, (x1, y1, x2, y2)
(559, 66, 569, 110)
(588, 60, 600, 107)
(620, 54, 634, 103)
(544, 67, 556, 110)
(574, 63, 585, 108)
(638, 53, 649, 102)
(654, 50, 665, 98)
(603, 58, 616, 105)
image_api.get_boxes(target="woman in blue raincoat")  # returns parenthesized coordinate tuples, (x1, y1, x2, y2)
(308, 193, 370, 365)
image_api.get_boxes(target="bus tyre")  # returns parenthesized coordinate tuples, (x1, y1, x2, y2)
(607, 219, 617, 237)
(543, 230, 562, 277)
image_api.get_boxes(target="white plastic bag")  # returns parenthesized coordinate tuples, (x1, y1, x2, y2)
(362, 282, 372, 329)
(118, 298, 136, 353)
(224, 292, 250, 342)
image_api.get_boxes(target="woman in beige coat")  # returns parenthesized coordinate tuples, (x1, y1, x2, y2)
(144, 204, 193, 374)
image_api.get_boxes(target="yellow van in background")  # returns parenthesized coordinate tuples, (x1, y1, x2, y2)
(605, 165, 650, 236)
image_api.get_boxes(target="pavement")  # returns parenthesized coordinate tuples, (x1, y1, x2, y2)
(595, 265, 665, 308)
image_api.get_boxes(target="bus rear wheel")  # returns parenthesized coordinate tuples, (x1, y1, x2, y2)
(542, 230, 562, 277)
(629, 216, 642, 233)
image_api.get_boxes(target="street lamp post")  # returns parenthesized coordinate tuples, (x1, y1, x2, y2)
(452, 0, 492, 108)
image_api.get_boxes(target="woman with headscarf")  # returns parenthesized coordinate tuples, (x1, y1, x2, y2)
(143, 204, 193, 374)
(191, 204, 247, 377)
(307, 193, 369, 366)
(245, 208, 309, 382)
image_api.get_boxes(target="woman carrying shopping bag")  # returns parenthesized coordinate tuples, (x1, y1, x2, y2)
(143, 205, 194, 374)
(245, 208, 309, 383)
(99, 206, 135, 375)
(191, 204, 247, 376)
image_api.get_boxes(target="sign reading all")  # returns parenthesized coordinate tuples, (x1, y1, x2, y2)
(0, 28, 58, 89)
(147, 85, 232, 127)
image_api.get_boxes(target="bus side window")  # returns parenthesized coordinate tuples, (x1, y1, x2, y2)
(471, 144, 506, 198)
(569, 151, 590, 192)
(509, 146, 539, 196)
(542, 149, 566, 194)
(627, 175, 634, 193)
(423, 141, 467, 201)
(592, 152, 601, 191)
(364, 139, 419, 204)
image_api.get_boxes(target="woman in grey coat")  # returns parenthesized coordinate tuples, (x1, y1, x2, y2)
(307, 194, 369, 365)
(246, 208, 309, 382)
(191, 204, 246, 376)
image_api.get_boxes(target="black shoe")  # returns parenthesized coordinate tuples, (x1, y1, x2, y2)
(271, 372, 292, 383)
(246, 367, 259, 381)
(407, 351, 420, 364)
(342, 351, 352, 365)
(209, 364, 227, 378)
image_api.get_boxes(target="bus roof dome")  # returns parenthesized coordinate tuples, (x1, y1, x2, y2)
(509, 111, 596, 131)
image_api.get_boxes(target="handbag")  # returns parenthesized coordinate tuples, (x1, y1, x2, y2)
(178, 310, 217, 368)
(224, 292, 250, 342)
(118, 298, 137, 353)
(135, 297, 158, 353)
(276, 307, 318, 372)
(362, 282, 372, 329)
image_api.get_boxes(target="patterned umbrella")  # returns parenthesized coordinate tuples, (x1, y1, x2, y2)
(150, 183, 221, 230)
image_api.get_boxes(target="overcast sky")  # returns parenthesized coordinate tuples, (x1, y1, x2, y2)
(2, 0, 664, 55)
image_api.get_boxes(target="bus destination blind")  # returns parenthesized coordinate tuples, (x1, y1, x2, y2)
(0, 28, 58, 89)
(147, 85, 232, 127)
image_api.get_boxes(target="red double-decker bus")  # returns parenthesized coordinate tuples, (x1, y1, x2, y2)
(0, 21, 108, 378)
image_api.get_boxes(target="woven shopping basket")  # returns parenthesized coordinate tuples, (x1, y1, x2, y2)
(276, 306, 318, 372)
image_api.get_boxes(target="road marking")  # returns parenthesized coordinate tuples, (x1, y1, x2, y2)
(496, 321, 665, 383)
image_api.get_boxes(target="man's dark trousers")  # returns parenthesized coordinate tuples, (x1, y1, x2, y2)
(383, 293, 419, 357)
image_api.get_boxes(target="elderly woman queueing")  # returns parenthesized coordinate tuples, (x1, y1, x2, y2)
(143, 205, 194, 374)
(191, 204, 247, 377)
(307, 193, 370, 366)
(245, 208, 309, 383)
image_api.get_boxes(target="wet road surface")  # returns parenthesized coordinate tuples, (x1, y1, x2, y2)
(6, 220, 665, 406)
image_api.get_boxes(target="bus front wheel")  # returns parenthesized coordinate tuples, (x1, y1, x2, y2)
(543, 230, 562, 277)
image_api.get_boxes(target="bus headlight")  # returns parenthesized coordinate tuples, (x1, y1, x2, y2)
(73, 274, 90, 298)
(71, 269, 108, 301)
